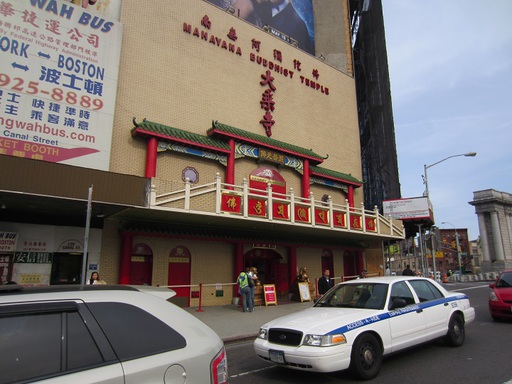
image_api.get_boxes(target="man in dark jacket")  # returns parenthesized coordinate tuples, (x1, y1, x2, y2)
(402, 264, 414, 276)
(318, 269, 333, 295)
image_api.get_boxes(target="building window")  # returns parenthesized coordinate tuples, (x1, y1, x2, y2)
(182, 167, 199, 184)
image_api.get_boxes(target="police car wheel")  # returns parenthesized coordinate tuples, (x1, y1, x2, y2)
(444, 313, 465, 347)
(349, 333, 382, 380)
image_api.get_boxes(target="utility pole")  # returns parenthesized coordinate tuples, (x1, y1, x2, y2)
(430, 226, 438, 280)
(82, 185, 93, 287)
(417, 223, 425, 276)
(455, 230, 462, 275)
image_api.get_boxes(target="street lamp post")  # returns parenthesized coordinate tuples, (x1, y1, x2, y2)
(430, 225, 439, 280)
(442, 221, 462, 276)
(423, 152, 477, 199)
(417, 223, 425, 276)
(422, 152, 476, 280)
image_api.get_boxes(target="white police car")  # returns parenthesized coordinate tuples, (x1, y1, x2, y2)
(254, 276, 475, 380)
(0, 284, 228, 384)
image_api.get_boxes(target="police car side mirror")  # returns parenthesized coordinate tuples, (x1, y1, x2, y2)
(389, 297, 407, 310)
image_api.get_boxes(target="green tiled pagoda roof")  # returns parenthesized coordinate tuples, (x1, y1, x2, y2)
(131, 119, 231, 152)
(131, 119, 359, 187)
(207, 120, 326, 162)
(310, 165, 362, 186)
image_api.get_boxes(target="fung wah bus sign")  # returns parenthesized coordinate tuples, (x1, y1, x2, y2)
(0, 0, 123, 171)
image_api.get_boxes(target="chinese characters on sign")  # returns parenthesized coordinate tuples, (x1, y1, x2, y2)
(294, 205, 310, 223)
(248, 198, 267, 217)
(365, 218, 376, 232)
(258, 148, 285, 165)
(0, 0, 122, 170)
(221, 193, 242, 214)
(263, 284, 277, 306)
(272, 202, 289, 220)
(183, 14, 329, 139)
(220, 196, 373, 232)
(333, 211, 346, 227)
(315, 208, 329, 226)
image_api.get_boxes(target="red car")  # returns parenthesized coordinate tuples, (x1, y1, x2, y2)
(488, 269, 512, 321)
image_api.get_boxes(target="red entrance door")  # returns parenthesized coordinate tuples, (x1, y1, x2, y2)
(129, 255, 153, 285)
(168, 246, 191, 306)
(321, 249, 334, 277)
(343, 251, 357, 280)
(130, 243, 153, 285)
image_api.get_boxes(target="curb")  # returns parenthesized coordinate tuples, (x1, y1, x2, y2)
(223, 333, 258, 345)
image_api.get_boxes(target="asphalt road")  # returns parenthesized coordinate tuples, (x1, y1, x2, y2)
(226, 282, 512, 384)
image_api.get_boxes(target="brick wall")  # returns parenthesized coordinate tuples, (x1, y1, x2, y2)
(110, 1, 362, 193)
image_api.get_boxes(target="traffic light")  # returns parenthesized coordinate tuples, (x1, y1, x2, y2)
(451, 241, 456, 249)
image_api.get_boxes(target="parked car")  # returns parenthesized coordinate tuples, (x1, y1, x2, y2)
(488, 269, 512, 321)
(0, 284, 228, 384)
(254, 276, 475, 380)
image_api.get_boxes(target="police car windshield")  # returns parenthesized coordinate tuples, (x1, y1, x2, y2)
(315, 283, 388, 310)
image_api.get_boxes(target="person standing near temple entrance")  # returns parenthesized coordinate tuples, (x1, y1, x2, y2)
(318, 269, 333, 295)
(237, 267, 252, 312)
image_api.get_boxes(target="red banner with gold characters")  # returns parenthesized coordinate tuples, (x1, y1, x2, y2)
(349, 214, 362, 230)
(333, 211, 346, 228)
(365, 218, 376, 232)
(272, 202, 290, 220)
(294, 205, 310, 223)
(221, 193, 242, 214)
(314, 208, 329, 226)
(248, 198, 267, 217)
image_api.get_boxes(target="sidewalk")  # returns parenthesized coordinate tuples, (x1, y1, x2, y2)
(184, 300, 313, 344)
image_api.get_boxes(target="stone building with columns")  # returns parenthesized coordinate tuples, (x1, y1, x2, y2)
(470, 189, 512, 272)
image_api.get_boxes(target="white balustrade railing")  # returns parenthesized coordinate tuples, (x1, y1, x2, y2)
(149, 173, 404, 239)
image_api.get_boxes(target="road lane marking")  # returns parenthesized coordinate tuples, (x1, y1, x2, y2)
(229, 365, 276, 378)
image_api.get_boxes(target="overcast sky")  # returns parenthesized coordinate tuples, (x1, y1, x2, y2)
(381, 0, 512, 240)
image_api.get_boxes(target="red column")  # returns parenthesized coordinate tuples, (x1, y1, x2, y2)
(118, 232, 133, 284)
(301, 159, 310, 198)
(145, 137, 158, 178)
(226, 138, 235, 189)
(348, 185, 354, 208)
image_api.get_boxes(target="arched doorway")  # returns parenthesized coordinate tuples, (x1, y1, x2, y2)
(244, 247, 287, 296)
(343, 250, 357, 280)
(249, 166, 286, 195)
(130, 243, 153, 285)
(321, 249, 334, 277)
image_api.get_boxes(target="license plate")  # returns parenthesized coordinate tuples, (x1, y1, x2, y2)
(269, 350, 286, 364)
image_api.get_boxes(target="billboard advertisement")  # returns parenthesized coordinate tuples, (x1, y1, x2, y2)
(383, 197, 434, 222)
(66, 0, 123, 21)
(0, 0, 123, 171)
(206, 0, 314, 55)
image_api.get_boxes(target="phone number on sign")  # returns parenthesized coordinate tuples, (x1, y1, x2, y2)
(0, 74, 104, 111)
